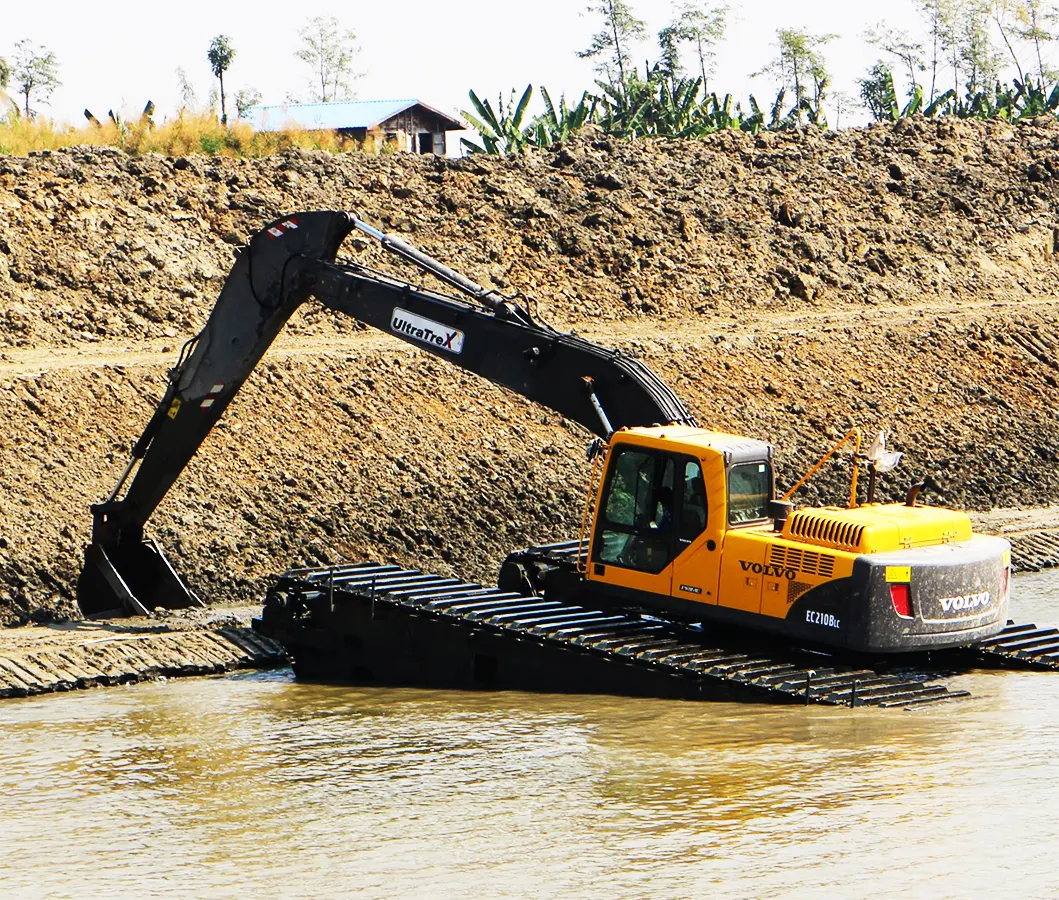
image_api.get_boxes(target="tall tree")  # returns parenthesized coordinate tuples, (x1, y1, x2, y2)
(1013, 0, 1059, 83)
(941, 2, 965, 97)
(657, 25, 683, 91)
(756, 28, 836, 124)
(0, 57, 9, 92)
(917, 0, 957, 101)
(296, 15, 361, 102)
(11, 40, 60, 117)
(671, 1, 729, 91)
(956, 0, 1001, 94)
(578, 0, 648, 86)
(175, 67, 197, 112)
(207, 35, 236, 124)
(830, 89, 857, 129)
(864, 22, 925, 97)
(858, 61, 897, 121)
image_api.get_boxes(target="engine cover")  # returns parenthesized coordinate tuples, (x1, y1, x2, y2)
(782, 503, 974, 554)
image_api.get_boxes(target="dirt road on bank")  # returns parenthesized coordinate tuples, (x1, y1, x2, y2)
(3, 291, 1056, 378)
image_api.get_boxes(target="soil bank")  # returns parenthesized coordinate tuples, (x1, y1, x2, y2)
(1, 119, 1058, 624)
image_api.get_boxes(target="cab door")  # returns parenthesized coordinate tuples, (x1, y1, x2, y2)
(589, 445, 679, 600)
(669, 456, 723, 608)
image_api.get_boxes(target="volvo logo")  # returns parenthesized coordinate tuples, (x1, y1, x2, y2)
(740, 560, 797, 580)
(938, 591, 991, 613)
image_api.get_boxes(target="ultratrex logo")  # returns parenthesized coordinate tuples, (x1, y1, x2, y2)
(938, 591, 992, 613)
(391, 308, 465, 354)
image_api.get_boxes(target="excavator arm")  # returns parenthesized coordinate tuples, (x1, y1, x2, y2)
(78, 210, 694, 617)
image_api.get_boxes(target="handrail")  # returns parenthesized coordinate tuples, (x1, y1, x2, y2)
(577, 442, 607, 573)
(781, 427, 863, 509)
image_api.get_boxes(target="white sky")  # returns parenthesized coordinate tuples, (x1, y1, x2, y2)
(1, 0, 1049, 131)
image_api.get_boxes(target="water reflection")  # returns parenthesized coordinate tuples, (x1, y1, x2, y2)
(0, 572, 1056, 898)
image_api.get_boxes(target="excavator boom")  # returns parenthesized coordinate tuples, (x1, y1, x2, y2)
(78, 211, 692, 616)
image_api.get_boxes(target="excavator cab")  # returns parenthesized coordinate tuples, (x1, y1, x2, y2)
(585, 426, 772, 615)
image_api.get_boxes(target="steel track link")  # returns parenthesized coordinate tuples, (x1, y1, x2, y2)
(966, 621, 1059, 670)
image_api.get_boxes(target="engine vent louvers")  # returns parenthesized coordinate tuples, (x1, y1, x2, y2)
(786, 512, 865, 552)
(769, 545, 836, 579)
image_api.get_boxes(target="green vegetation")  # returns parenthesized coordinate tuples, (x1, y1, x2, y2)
(0, 112, 359, 157)
(530, 88, 597, 146)
(207, 36, 236, 125)
(459, 0, 1059, 153)
(461, 86, 536, 155)
(858, 64, 927, 121)
(9, 1, 1059, 159)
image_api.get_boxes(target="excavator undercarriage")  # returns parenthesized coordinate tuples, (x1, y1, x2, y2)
(252, 552, 1059, 709)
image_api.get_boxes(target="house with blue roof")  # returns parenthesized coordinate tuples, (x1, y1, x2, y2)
(246, 98, 464, 155)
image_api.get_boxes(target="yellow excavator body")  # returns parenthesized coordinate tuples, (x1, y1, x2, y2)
(581, 427, 1009, 652)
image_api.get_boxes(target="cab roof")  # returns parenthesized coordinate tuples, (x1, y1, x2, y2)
(616, 425, 774, 464)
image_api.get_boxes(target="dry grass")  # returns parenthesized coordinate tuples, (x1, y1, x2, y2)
(0, 111, 364, 157)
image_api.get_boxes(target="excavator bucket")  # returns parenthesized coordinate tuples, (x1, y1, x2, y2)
(78, 539, 203, 618)
(77, 211, 356, 617)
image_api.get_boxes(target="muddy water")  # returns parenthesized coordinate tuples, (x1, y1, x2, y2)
(2, 573, 1058, 899)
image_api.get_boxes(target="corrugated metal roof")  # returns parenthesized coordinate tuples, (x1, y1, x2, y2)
(247, 99, 464, 132)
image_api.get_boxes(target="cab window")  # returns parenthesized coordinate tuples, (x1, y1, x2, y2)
(680, 461, 707, 543)
(596, 448, 676, 574)
(728, 462, 771, 524)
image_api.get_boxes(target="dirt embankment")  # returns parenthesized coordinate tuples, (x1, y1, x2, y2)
(1, 118, 1058, 624)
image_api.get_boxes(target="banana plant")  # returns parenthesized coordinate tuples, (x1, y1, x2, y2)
(1010, 78, 1059, 119)
(592, 73, 659, 138)
(899, 85, 924, 118)
(461, 85, 535, 155)
(920, 79, 1059, 120)
(870, 69, 923, 120)
(704, 92, 737, 129)
(768, 88, 788, 128)
(800, 97, 828, 129)
(740, 95, 765, 133)
(656, 76, 707, 137)
(592, 69, 719, 139)
(923, 88, 956, 117)
(530, 88, 596, 147)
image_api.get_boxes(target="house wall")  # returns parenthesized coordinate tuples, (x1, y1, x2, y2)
(373, 108, 451, 156)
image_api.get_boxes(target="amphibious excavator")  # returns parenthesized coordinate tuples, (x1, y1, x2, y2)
(78, 210, 1049, 706)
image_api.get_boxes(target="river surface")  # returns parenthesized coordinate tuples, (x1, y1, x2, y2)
(2, 571, 1059, 899)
